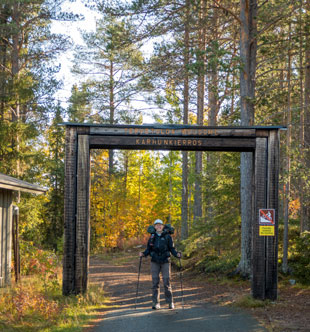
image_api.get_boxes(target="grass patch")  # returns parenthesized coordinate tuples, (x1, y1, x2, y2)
(94, 249, 138, 266)
(0, 273, 108, 332)
(234, 295, 271, 309)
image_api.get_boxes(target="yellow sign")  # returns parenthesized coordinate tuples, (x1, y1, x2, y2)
(259, 226, 275, 236)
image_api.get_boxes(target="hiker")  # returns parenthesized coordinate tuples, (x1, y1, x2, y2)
(139, 219, 181, 310)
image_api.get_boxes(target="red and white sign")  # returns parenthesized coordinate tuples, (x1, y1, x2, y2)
(259, 209, 275, 225)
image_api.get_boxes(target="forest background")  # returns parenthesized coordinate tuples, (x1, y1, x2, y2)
(1, 0, 310, 286)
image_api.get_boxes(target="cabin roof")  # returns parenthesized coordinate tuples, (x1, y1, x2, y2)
(0, 173, 47, 195)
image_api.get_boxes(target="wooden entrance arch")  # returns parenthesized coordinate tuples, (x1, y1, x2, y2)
(62, 123, 284, 300)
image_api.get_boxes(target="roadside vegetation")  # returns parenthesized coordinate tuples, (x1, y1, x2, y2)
(0, 242, 107, 332)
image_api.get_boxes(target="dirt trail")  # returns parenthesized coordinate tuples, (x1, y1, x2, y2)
(84, 252, 267, 332)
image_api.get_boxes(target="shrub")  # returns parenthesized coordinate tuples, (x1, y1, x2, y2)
(0, 275, 107, 331)
(289, 231, 310, 284)
(20, 241, 58, 275)
(195, 254, 240, 276)
(19, 240, 60, 292)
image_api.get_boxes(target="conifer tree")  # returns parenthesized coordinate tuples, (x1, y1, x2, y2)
(0, 0, 72, 176)
(72, 14, 148, 172)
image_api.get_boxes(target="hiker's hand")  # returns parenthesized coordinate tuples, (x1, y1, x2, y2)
(177, 252, 182, 258)
(139, 252, 144, 257)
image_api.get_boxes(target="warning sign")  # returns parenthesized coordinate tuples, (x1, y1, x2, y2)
(259, 209, 275, 225)
(259, 226, 275, 236)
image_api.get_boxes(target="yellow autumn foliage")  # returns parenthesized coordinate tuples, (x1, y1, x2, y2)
(90, 149, 181, 250)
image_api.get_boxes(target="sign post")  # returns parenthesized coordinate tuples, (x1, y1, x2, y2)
(259, 209, 275, 236)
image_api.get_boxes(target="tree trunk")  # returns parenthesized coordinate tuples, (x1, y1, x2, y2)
(194, 0, 206, 223)
(11, 3, 20, 123)
(168, 152, 173, 223)
(11, 3, 21, 186)
(205, 7, 219, 220)
(238, 0, 258, 278)
(124, 151, 129, 199)
(298, 0, 305, 233)
(282, 23, 292, 274)
(208, 7, 219, 126)
(181, 0, 190, 240)
(109, 60, 115, 175)
(0, 5, 9, 120)
(302, 0, 310, 232)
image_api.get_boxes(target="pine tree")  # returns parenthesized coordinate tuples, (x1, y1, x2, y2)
(0, 0, 71, 176)
(72, 14, 148, 172)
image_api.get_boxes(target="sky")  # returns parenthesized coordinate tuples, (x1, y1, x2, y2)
(51, 0, 98, 109)
(50, 0, 156, 123)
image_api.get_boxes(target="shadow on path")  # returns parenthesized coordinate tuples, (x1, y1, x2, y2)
(85, 256, 267, 332)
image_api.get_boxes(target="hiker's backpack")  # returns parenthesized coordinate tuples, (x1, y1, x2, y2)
(147, 223, 175, 235)
(147, 224, 175, 248)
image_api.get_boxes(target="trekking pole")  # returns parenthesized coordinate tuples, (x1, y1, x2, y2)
(135, 256, 143, 310)
(178, 257, 184, 310)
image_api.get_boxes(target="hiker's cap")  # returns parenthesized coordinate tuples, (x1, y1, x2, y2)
(154, 219, 163, 225)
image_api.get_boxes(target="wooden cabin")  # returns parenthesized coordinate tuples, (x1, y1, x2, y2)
(0, 173, 46, 287)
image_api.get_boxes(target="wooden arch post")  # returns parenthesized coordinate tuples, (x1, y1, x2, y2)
(252, 130, 279, 300)
(62, 124, 282, 299)
(63, 126, 90, 295)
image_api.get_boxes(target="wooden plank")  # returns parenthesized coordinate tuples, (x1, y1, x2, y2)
(12, 207, 20, 283)
(255, 130, 269, 137)
(62, 127, 78, 295)
(252, 137, 268, 300)
(0, 190, 3, 285)
(76, 126, 90, 135)
(0, 189, 12, 286)
(6, 192, 12, 286)
(75, 135, 90, 294)
(89, 136, 256, 152)
(2, 190, 7, 286)
(0, 183, 46, 194)
(265, 130, 280, 300)
(90, 126, 256, 138)
(0, 173, 46, 194)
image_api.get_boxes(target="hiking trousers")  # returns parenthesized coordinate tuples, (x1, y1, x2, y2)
(151, 261, 173, 305)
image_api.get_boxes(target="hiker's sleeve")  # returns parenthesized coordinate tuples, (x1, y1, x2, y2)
(168, 235, 178, 257)
(143, 238, 151, 257)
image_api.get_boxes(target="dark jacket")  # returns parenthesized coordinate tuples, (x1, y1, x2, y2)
(143, 231, 178, 264)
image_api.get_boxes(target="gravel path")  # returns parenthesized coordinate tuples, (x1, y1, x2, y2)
(85, 254, 267, 332)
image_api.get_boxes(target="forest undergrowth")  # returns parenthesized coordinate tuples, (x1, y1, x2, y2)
(0, 243, 108, 332)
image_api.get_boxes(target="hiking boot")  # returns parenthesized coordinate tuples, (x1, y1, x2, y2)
(152, 303, 160, 310)
(169, 303, 175, 309)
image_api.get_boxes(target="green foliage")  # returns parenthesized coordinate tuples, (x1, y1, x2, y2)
(39, 106, 65, 252)
(180, 151, 241, 276)
(19, 240, 59, 292)
(68, 84, 93, 123)
(183, 151, 241, 257)
(196, 254, 240, 275)
(72, 13, 147, 124)
(0, 121, 39, 175)
(289, 231, 310, 284)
